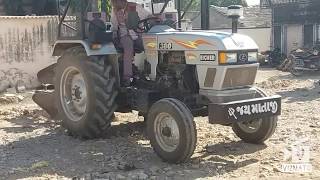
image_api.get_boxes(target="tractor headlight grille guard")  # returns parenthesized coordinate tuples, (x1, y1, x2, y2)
(219, 51, 258, 64)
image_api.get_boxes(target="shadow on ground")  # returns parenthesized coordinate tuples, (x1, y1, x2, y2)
(0, 112, 269, 179)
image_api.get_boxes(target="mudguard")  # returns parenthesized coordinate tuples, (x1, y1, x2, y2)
(52, 40, 118, 57)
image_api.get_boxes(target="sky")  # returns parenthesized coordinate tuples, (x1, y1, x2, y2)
(246, 0, 260, 6)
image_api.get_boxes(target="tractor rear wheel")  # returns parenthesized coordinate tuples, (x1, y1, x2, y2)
(55, 47, 118, 139)
(147, 98, 197, 163)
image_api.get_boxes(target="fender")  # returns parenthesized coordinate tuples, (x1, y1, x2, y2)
(52, 40, 118, 56)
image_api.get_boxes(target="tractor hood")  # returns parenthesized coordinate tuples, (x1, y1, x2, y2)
(147, 26, 258, 51)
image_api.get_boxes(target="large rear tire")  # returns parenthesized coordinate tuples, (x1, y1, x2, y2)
(55, 47, 118, 139)
(147, 98, 197, 163)
(232, 88, 278, 144)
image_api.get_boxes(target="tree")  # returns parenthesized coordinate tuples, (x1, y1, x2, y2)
(179, 0, 248, 10)
(210, 0, 248, 7)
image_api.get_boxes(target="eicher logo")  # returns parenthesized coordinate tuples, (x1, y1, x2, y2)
(200, 54, 216, 61)
(238, 53, 248, 62)
(228, 101, 278, 120)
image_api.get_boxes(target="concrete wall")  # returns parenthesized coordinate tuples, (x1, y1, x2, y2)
(0, 16, 58, 92)
(214, 28, 272, 52)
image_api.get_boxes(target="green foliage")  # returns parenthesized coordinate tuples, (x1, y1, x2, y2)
(179, 0, 200, 11)
(69, 0, 111, 15)
(210, 0, 248, 7)
(179, 0, 248, 10)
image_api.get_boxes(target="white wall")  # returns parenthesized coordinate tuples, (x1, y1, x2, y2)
(215, 27, 271, 52)
(0, 16, 58, 92)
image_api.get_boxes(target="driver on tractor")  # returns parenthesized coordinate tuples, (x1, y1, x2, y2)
(110, 0, 152, 87)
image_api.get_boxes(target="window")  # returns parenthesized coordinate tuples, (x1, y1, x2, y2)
(304, 24, 314, 48)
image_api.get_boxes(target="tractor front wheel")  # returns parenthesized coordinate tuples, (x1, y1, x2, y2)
(147, 98, 197, 163)
(232, 88, 278, 144)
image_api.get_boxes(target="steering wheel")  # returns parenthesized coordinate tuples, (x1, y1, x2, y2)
(137, 16, 161, 33)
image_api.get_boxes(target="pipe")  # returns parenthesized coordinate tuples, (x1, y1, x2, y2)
(201, 0, 209, 30)
(232, 17, 238, 33)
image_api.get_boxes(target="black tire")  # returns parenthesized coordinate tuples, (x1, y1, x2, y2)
(55, 47, 118, 139)
(147, 98, 197, 163)
(232, 88, 278, 144)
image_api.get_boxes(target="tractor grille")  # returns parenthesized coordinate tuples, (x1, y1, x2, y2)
(222, 66, 257, 89)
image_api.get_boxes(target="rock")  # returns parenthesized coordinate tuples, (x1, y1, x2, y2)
(93, 152, 105, 162)
(0, 94, 24, 104)
(30, 161, 49, 170)
(117, 162, 136, 171)
(163, 167, 172, 172)
(166, 171, 175, 177)
(6, 87, 16, 94)
(216, 132, 224, 137)
(98, 172, 115, 180)
(116, 174, 126, 180)
(205, 145, 215, 153)
(259, 173, 267, 178)
(128, 171, 148, 180)
(23, 109, 30, 116)
(149, 166, 160, 175)
(183, 170, 193, 174)
(262, 166, 273, 171)
(16, 85, 26, 93)
(137, 172, 148, 180)
(191, 163, 200, 169)
(273, 167, 281, 172)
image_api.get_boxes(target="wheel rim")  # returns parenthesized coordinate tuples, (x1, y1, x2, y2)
(237, 119, 262, 134)
(60, 66, 88, 122)
(154, 112, 180, 152)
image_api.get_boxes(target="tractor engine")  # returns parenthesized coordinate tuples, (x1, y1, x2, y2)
(156, 51, 198, 96)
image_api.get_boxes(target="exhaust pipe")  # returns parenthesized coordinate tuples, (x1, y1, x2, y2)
(227, 5, 243, 34)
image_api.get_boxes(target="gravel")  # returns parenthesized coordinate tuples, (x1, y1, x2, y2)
(0, 69, 319, 180)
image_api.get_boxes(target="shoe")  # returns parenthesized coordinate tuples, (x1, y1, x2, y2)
(121, 78, 132, 87)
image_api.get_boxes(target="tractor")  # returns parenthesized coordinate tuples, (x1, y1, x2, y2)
(33, 0, 281, 163)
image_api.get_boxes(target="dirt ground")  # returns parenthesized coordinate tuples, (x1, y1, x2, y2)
(0, 68, 319, 180)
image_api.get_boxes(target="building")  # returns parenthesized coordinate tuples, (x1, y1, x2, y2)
(184, 6, 272, 52)
(135, 0, 176, 13)
(0, 0, 56, 16)
(261, 0, 320, 54)
(189, 5, 271, 29)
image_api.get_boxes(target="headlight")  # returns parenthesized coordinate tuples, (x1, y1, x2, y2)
(248, 52, 258, 62)
(219, 52, 237, 64)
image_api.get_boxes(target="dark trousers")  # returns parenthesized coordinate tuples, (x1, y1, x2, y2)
(120, 35, 134, 80)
